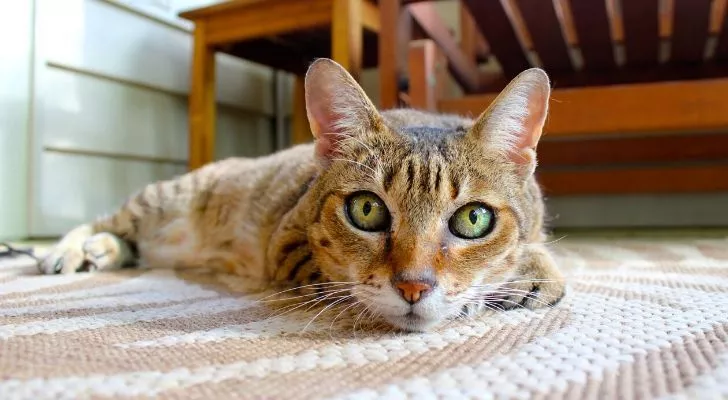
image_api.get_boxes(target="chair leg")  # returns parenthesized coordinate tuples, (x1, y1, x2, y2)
(188, 22, 216, 171)
(378, 0, 401, 110)
(291, 76, 311, 145)
(332, 0, 363, 81)
(408, 39, 446, 112)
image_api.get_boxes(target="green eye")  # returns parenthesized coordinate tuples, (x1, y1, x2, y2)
(345, 191, 390, 232)
(449, 203, 495, 239)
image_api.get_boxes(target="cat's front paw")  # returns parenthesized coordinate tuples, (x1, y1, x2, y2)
(40, 225, 93, 274)
(82, 232, 134, 271)
(500, 245, 565, 310)
(500, 277, 565, 310)
(40, 242, 86, 275)
(40, 227, 131, 275)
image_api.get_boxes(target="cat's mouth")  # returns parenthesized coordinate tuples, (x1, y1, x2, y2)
(352, 285, 447, 332)
(383, 310, 439, 332)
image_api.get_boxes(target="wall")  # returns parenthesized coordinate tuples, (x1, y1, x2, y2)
(545, 193, 728, 228)
(24, 0, 279, 237)
(0, 1, 34, 241)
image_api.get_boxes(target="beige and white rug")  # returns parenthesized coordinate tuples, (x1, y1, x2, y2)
(1, 237, 727, 399)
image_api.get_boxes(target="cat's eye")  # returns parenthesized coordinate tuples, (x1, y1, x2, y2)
(449, 203, 495, 239)
(345, 191, 390, 232)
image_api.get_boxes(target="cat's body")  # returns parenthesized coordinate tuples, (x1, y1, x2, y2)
(41, 60, 565, 332)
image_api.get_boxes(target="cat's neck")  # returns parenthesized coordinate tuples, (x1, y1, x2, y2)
(260, 145, 323, 284)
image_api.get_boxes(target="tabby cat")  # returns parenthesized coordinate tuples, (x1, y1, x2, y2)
(39, 58, 565, 332)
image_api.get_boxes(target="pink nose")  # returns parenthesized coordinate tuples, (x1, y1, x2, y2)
(396, 281, 432, 304)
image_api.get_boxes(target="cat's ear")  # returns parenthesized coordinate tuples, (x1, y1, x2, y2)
(470, 68, 550, 176)
(304, 58, 382, 163)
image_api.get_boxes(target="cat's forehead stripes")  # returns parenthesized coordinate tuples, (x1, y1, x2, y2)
(367, 125, 464, 197)
(398, 125, 467, 141)
(376, 151, 447, 199)
(396, 125, 465, 161)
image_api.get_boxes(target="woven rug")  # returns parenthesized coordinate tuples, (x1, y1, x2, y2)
(1, 237, 727, 399)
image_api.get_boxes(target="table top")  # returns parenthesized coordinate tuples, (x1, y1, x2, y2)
(179, 0, 384, 21)
(178, 0, 382, 74)
(219, 28, 380, 75)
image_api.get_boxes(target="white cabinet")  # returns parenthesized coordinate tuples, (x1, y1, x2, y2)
(0, 0, 280, 239)
(0, 0, 34, 240)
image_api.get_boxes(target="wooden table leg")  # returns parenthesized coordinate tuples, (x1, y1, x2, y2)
(378, 0, 400, 110)
(332, 0, 363, 81)
(291, 76, 312, 145)
(188, 22, 216, 171)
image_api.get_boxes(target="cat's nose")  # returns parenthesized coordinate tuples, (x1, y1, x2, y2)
(395, 280, 433, 304)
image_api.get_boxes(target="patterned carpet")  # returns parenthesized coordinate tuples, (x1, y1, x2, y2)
(1, 237, 727, 399)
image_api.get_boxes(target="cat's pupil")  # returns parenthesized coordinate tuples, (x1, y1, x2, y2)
(363, 202, 372, 216)
(469, 209, 478, 225)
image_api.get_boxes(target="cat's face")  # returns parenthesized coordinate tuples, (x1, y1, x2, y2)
(308, 130, 527, 331)
(304, 59, 550, 331)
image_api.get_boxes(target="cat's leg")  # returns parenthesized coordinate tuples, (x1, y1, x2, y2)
(39, 224, 94, 274)
(39, 188, 148, 275)
(499, 244, 566, 310)
(39, 178, 171, 275)
(39, 165, 221, 275)
(40, 228, 136, 274)
(82, 232, 136, 271)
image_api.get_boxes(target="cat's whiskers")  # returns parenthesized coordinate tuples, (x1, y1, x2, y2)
(274, 295, 353, 322)
(456, 306, 477, 322)
(490, 289, 558, 308)
(352, 302, 379, 336)
(454, 278, 563, 315)
(464, 306, 483, 320)
(265, 296, 341, 321)
(458, 294, 503, 315)
(473, 278, 560, 288)
(471, 286, 558, 309)
(328, 299, 367, 334)
(301, 295, 355, 332)
(495, 297, 534, 310)
(538, 235, 568, 246)
(256, 281, 356, 302)
(481, 301, 507, 313)
(265, 289, 352, 320)
(469, 279, 556, 297)
(256, 286, 353, 304)
(468, 296, 507, 312)
(366, 306, 383, 332)
(369, 307, 385, 332)
(260, 282, 381, 334)
(300, 291, 354, 313)
(475, 282, 561, 299)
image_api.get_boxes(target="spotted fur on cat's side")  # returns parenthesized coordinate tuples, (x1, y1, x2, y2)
(40, 58, 565, 332)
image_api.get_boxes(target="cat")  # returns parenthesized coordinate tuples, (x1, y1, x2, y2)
(39, 58, 565, 332)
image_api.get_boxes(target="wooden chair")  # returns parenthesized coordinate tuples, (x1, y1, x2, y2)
(179, 0, 382, 170)
(378, 0, 489, 110)
(391, 0, 728, 197)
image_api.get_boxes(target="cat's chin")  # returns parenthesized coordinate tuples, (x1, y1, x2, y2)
(383, 312, 443, 332)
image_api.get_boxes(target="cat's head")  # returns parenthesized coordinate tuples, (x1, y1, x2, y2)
(304, 58, 550, 331)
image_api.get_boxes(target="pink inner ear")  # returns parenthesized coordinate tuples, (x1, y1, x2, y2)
(308, 97, 355, 163)
(315, 132, 335, 160)
(307, 91, 334, 138)
(507, 90, 548, 167)
(308, 102, 346, 159)
(520, 89, 548, 146)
